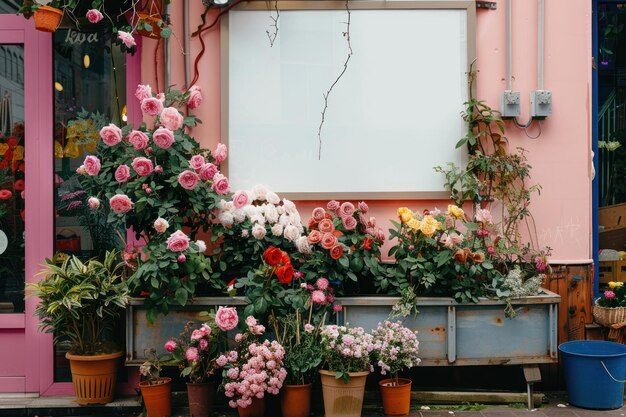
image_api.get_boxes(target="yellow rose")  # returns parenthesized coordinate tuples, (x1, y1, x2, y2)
(397, 207, 414, 224)
(420, 222, 436, 237)
(617, 282, 624, 287)
(423, 215, 439, 227)
(407, 218, 422, 231)
(448, 204, 464, 220)
(610, 281, 617, 289)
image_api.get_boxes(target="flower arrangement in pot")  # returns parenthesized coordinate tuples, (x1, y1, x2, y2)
(139, 347, 172, 417)
(216, 314, 287, 417)
(371, 321, 421, 417)
(26, 251, 129, 405)
(593, 282, 626, 327)
(163, 308, 234, 417)
(319, 324, 375, 417)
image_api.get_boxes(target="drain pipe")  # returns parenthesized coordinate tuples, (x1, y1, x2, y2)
(537, 0, 545, 91)
(506, 0, 512, 91)
(184, 0, 191, 88)
(164, 0, 171, 89)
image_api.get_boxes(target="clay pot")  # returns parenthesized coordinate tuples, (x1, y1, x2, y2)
(237, 396, 266, 417)
(281, 383, 312, 417)
(33, 5, 63, 32)
(319, 369, 369, 417)
(139, 377, 172, 417)
(65, 351, 123, 405)
(187, 381, 215, 417)
(379, 378, 412, 416)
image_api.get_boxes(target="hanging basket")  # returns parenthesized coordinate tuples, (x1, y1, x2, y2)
(593, 301, 626, 327)
(33, 5, 63, 33)
(131, 0, 165, 39)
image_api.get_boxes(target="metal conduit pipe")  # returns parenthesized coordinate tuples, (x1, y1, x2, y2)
(164, 0, 171, 89)
(184, 0, 191, 88)
(506, 0, 512, 90)
(537, 0, 545, 90)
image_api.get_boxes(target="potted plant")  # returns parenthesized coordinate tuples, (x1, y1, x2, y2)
(216, 314, 287, 417)
(139, 348, 172, 417)
(27, 251, 129, 404)
(163, 312, 229, 417)
(593, 282, 626, 326)
(319, 324, 375, 417)
(371, 320, 421, 417)
(18, 0, 70, 32)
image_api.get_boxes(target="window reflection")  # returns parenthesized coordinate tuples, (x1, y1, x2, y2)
(0, 1, 20, 14)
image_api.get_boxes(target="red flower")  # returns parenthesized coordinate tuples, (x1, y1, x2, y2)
(0, 190, 12, 200)
(276, 264, 294, 284)
(281, 253, 291, 266)
(362, 237, 373, 251)
(263, 246, 283, 266)
(6, 136, 17, 148)
(139, 291, 150, 297)
(330, 244, 344, 260)
(308, 218, 318, 230)
(14, 180, 25, 191)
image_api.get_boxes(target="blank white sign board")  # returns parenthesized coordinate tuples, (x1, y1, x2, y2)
(224, 4, 473, 198)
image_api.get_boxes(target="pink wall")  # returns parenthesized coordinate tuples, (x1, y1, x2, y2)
(141, 1, 592, 263)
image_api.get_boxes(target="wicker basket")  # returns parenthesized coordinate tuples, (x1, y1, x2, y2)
(592, 302, 626, 326)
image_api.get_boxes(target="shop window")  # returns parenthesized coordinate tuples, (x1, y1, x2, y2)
(0, 1, 20, 14)
(0, 44, 26, 315)
(53, 28, 127, 382)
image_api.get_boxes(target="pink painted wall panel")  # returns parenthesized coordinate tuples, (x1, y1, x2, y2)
(141, 1, 592, 262)
(0, 330, 26, 376)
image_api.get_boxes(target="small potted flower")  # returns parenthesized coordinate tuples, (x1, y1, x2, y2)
(593, 282, 626, 326)
(319, 325, 375, 417)
(164, 308, 234, 417)
(139, 348, 172, 417)
(217, 315, 287, 417)
(371, 321, 421, 417)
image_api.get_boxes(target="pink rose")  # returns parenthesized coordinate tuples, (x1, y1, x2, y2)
(109, 194, 133, 214)
(83, 155, 101, 176)
(232, 190, 249, 209)
(198, 163, 217, 180)
(212, 143, 228, 164)
(358, 201, 369, 213)
(186, 347, 200, 362)
(135, 84, 152, 102)
(342, 215, 357, 231)
(333, 304, 342, 312)
(211, 172, 230, 195)
(311, 290, 326, 304)
(178, 170, 200, 190)
(160, 107, 184, 131)
(321, 233, 338, 250)
(115, 165, 131, 183)
(131, 157, 153, 176)
(318, 219, 334, 234)
(99, 124, 122, 146)
(307, 230, 322, 244)
(374, 227, 386, 242)
(339, 202, 355, 217)
(187, 86, 203, 109)
(141, 97, 163, 117)
(166, 230, 190, 252)
(191, 329, 203, 341)
(152, 127, 175, 149)
(87, 197, 100, 209)
(327, 200, 340, 211)
(316, 278, 329, 290)
(215, 307, 239, 331)
(164, 340, 177, 352)
(199, 339, 209, 351)
(178, 254, 186, 263)
(117, 31, 136, 48)
(189, 155, 206, 171)
(312, 207, 326, 222)
(605, 290, 616, 300)
(86, 8, 103, 23)
(153, 217, 169, 233)
(127, 130, 149, 150)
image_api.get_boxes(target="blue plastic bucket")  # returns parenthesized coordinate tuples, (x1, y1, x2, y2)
(559, 340, 626, 409)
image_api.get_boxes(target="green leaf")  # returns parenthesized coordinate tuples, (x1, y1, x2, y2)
(143, 22, 153, 32)
(160, 27, 172, 38)
(175, 288, 188, 305)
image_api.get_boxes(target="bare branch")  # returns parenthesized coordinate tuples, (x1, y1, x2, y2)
(265, 0, 280, 47)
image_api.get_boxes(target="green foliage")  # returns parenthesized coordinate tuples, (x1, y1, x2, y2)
(26, 250, 129, 355)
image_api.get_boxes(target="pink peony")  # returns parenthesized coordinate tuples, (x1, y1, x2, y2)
(115, 164, 131, 183)
(109, 194, 133, 214)
(199, 339, 209, 351)
(316, 278, 329, 290)
(160, 107, 184, 131)
(141, 97, 163, 117)
(187, 86, 203, 109)
(164, 340, 177, 352)
(117, 31, 136, 48)
(99, 124, 122, 146)
(135, 84, 152, 102)
(339, 202, 355, 217)
(127, 130, 149, 150)
(211, 172, 230, 195)
(86, 8, 103, 23)
(131, 157, 153, 176)
(312, 207, 326, 222)
(83, 155, 101, 176)
(152, 127, 175, 149)
(189, 155, 206, 171)
(605, 290, 616, 300)
(232, 191, 249, 209)
(178, 170, 200, 190)
(212, 143, 228, 164)
(342, 215, 357, 231)
(358, 201, 369, 213)
(215, 307, 239, 331)
(166, 230, 190, 252)
(311, 290, 326, 304)
(327, 200, 340, 211)
(87, 197, 100, 209)
(199, 163, 217, 181)
(186, 347, 200, 362)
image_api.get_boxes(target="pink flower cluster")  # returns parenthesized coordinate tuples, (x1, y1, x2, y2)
(370, 320, 421, 377)
(180, 146, 229, 193)
(215, 306, 239, 331)
(320, 325, 375, 373)
(305, 277, 341, 312)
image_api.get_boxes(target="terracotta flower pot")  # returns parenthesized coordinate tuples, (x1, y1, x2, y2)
(33, 5, 63, 33)
(187, 381, 215, 417)
(281, 383, 312, 417)
(65, 351, 123, 405)
(319, 369, 369, 417)
(237, 396, 265, 417)
(379, 378, 412, 416)
(139, 377, 172, 417)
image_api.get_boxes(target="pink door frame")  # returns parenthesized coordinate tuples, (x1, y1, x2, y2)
(0, 15, 142, 395)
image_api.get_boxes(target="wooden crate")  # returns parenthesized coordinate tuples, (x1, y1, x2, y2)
(599, 260, 626, 284)
(600, 203, 626, 231)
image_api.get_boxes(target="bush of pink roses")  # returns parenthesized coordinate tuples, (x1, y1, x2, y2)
(370, 320, 420, 385)
(217, 315, 287, 409)
(320, 324, 375, 383)
(78, 84, 230, 321)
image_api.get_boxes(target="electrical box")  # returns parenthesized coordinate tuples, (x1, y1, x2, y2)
(530, 90, 552, 118)
(500, 90, 520, 118)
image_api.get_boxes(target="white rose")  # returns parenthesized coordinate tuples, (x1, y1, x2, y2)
(252, 184, 269, 201)
(296, 236, 312, 254)
(252, 223, 266, 240)
(196, 240, 207, 253)
(232, 209, 246, 223)
(276, 205, 286, 215)
(288, 212, 302, 226)
(271, 223, 283, 237)
(283, 224, 300, 242)
(219, 211, 234, 226)
(241, 229, 249, 238)
(264, 204, 279, 224)
(282, 199, 297, 215)
(244, 205, 259, 219)
(250, 214, 265, 225)
(279, 213, 290, 227)
(154, 217, 169, 233)
(266, 191, 280, 205)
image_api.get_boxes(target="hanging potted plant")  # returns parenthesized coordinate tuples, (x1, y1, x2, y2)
(371, 321, 421, 417)
(138, 348, 172, 417)
(18, 0, 73, 32)
(27, 251, 130, 405)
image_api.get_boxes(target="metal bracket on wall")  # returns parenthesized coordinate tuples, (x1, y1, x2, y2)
(476, 1, 497, 9)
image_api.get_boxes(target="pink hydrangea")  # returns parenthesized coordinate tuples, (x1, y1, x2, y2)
(199, 339, 209, 351)
(115, 164, 131, 183)
(152, 127, 175, 149)
(109, 194, 133, 214)
(83, 155, 101, 176)
(211, 172, 230, 195)
(135, 84, 152, 102)
(178, 170, 200, 190)
(86, 8, 103, 23)
(131, 157, 153, 176)
(141, 97, 163, 117)
(127, 130, 149, 150)
(160, 107, 184, 131)
(215, 306, 239, 331)
(164, 340, 177, 352)
(212, 143, 228, 164)
(166, 230, 190, 252)
(99, 124, 122, 146)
